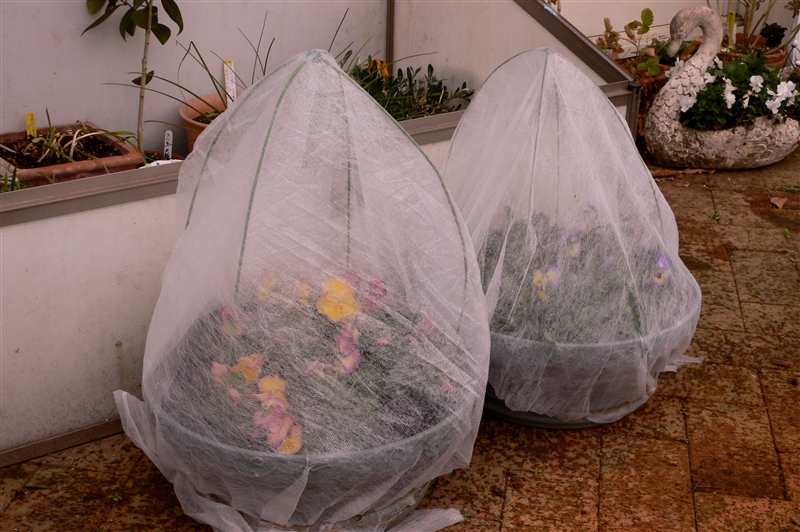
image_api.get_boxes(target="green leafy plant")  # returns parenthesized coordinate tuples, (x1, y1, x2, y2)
(344, 55, 473, 121)
(0, 167, 25, 193)
(82, 0, 184, 153)
(679, 53, 800, 130)
(596, 8, 664, 69)
(781, 185, 799, 192)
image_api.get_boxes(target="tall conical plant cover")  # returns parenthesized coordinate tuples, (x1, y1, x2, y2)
(442, 48, 701, 424)
(115, 50, 489, 532)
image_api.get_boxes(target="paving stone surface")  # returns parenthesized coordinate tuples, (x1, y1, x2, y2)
(1, 143, 797, 530)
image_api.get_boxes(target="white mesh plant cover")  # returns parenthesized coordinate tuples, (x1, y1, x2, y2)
(442, 48, 702, 424)
(114, 50, 489, 532)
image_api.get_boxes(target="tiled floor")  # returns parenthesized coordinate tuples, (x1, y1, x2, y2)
(1, 150, 799, 531)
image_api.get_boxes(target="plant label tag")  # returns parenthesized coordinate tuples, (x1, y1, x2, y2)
(164, 130, 173, 159)
(727, 11, 736, 43)
(25, 113, 37, 137)
(224, 60, 236, 105)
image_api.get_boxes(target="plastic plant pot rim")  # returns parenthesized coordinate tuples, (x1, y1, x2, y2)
(483, 387, 604, 429)
(152, 392, 475, 464)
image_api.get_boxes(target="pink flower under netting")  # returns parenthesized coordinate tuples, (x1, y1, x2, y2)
(442, 48, 702, 424)
(114, 50, 489, 532)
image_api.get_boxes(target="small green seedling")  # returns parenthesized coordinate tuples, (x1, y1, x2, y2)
(709, 212, 721, 221)
(782, 228, 791, 239)
(108, 493, 124, 502)
(781, 185, 799, 193)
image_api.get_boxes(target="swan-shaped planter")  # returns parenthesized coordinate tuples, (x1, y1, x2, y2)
(645, 6, 800, 169)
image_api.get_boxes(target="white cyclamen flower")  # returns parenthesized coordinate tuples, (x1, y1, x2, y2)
(742, 94, 750, 109)
(776, 81, 797, 99)
(723, 78, 736, 109)
(680, 95, 698, 112)
(766, 98, 783, 114)
(749, 75, 764, 93)
(665, 58, 685, 79)
(703, 72, 717, 84)
(714, 56, 723, 69)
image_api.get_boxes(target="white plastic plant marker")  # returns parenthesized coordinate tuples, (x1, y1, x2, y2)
(114, 49, 489, 532)
(442, 47, 702, 425)
(224, 59, 236, 104)
(163, 129, 173, 159)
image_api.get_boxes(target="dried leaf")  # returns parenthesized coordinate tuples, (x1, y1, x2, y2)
(683, 168, 716, 175)
(650, 168, 680, 178)
(771, 197, 788, 209)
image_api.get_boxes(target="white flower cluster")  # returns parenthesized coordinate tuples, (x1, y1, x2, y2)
(766, 81, 798, 114)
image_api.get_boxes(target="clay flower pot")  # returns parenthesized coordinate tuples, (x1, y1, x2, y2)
(178, 93, 228, 153)
(0, 122, 143, 188)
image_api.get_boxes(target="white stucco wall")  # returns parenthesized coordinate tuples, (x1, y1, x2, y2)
(0, 1, 385, 155)
(0, 194, 177, 451)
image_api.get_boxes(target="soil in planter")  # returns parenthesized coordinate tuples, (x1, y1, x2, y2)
(1, 135, 123, 169)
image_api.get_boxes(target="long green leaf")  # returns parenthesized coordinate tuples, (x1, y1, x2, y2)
(131, 70, 155, 86)
(87, 0, 106, 15)
(152, 23, 171, 44)
(160, 0, 183, 34)
(81, 3, 118, 35)
(119, 7, 136, 39)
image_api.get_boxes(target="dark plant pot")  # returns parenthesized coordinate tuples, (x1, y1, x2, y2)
(485, 306, 699, 426)
(155, 395, 470, 529)
(0, 123, 143, 187)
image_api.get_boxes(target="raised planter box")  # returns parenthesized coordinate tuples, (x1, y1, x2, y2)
(0, 123, 143, 187)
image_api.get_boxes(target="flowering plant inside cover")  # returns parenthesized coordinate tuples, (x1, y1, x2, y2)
(442, 48, 702, 425)
(114, 49, 488, 532)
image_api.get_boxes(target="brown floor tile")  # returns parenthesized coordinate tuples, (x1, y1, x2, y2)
(657, 363, 762, 405)
(695, 295, 745, 331)
(761, 369, 800, 453)
(418, 462, 507, 521)
(679, 222, 796, 252)
(520, 427, 602, 479)
(502, 470, 597, 531)
(758, 151, 800, 188)
(0, 462, 40, 512)
(657, 181, 717, 225)
(603, 392, 686, 441)
(730, 250, 800, 307)
(686, 401, 784, 499)
(780, 452, 800, 502)
(440, 516, 502, 532)
(741, 302, 800, 337)
(686, 327, 800, 370)
(599, 435, 693, 531)
(471, 417, 538, 470)
(711, 185, 774, 207)
(39, 433, 143, 476)
(694, 492, 800, 532)
(0, 467, 123, 531)
(679, 244, 738, 300)
(95, 455, 210, 531)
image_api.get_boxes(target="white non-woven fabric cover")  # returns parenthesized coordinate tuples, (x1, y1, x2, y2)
(442, 48, 702, 423)
(115, 49, 489, 532)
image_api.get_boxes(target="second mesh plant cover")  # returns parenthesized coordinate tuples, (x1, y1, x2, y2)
(114, 50, 489, 531)
(443, 48, 701, 425)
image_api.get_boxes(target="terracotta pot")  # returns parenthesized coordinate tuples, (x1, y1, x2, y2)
(0, 122, 143, 188)
(178, 93, 228, 152)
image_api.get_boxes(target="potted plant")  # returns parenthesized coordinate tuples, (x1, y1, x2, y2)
(0, 116, 143, 188)
(148, 272, 471, 527)
(645, 6, 800, 168)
